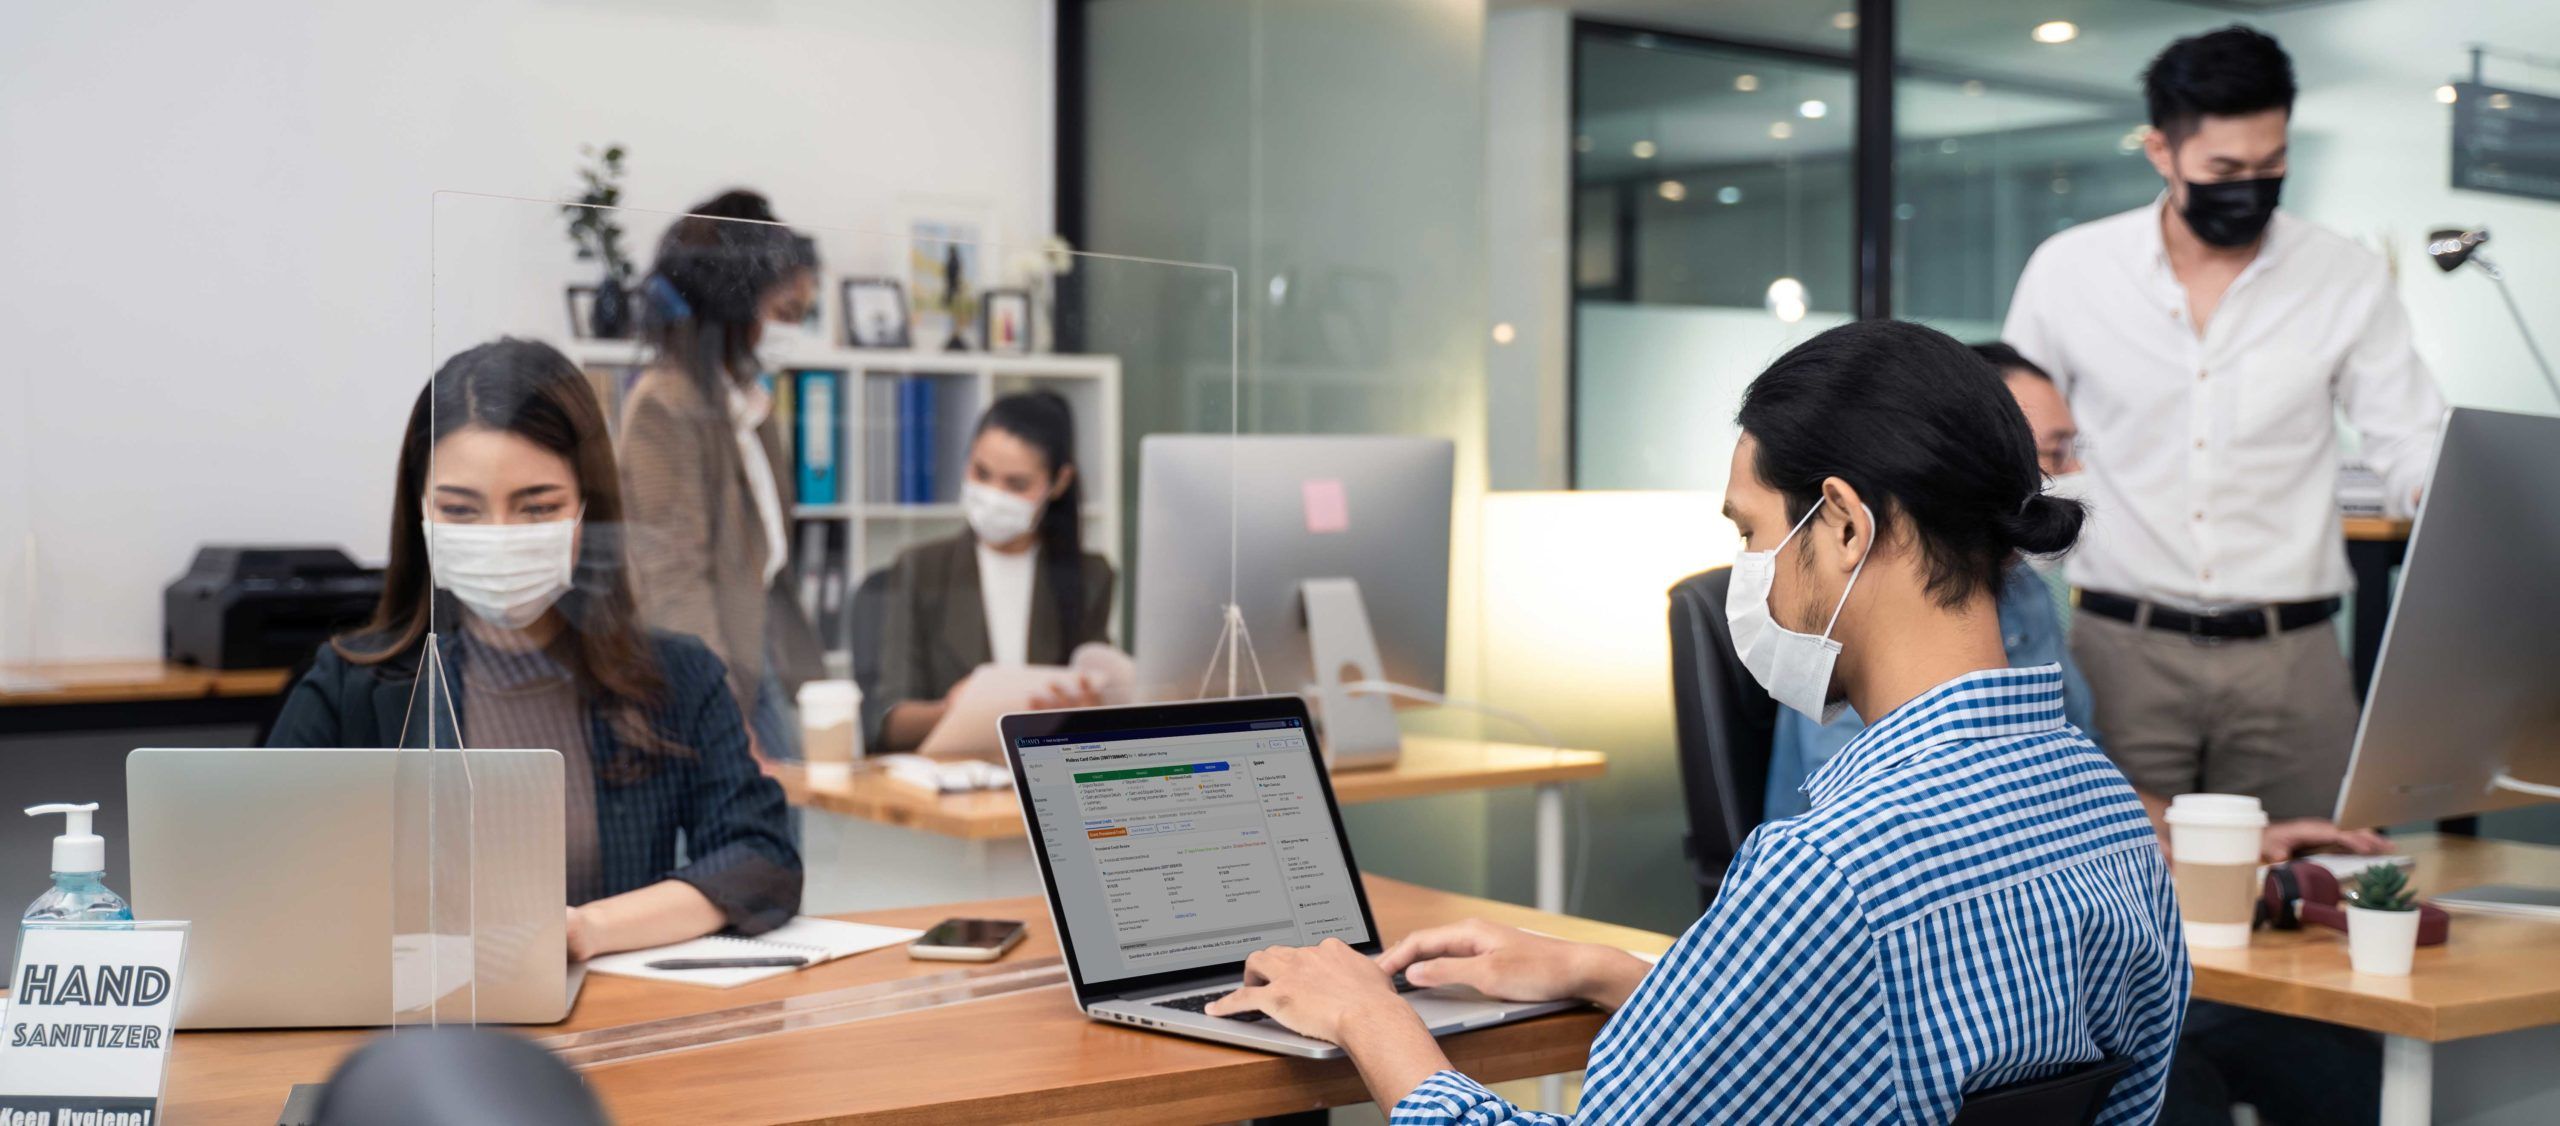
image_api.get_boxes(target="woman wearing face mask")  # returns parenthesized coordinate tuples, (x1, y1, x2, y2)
(864, 390, 1116, 754)
(619, 190, 826, 763)
(270, 339, 801, 959)
(1202, 321, 2187, 1125)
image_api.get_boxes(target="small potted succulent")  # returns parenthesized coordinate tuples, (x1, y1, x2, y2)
(2344, 863, 2421, 975)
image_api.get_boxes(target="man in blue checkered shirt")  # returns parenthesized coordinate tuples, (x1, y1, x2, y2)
(1210, 321, 2189, 1124)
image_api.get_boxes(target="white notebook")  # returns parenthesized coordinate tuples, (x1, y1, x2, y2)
(586, 917, 924, 988)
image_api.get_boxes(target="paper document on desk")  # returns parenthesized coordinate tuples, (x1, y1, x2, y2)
(915, 644, 1135, 758)
(586, 917, 922, 988)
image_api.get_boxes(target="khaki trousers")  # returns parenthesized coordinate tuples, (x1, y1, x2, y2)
(2069, 611, 2359, 822)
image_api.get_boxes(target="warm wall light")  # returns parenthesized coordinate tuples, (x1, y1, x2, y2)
(1631, 139, 1658, 159)
(1830, 11, 1857, 31)
(1765, 277, 1809, 323)
(2435, 84, 2459, 105)
(1799, 99, 1828, 119)
(2032, 21, 2078, 44)
(1734, 73, 1760, 92)
(1657, 179, 1688, 202)
(1491, 322, 1517, 346)
(1768, 121, 1794, 140)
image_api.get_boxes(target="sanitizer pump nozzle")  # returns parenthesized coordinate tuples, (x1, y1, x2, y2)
(22, 801, 131, 925)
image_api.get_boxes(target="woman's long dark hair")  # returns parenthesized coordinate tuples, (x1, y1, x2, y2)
(977, 391, 1088, 650)
(337, 338, 675, 768)
(639, 189, 812, 403)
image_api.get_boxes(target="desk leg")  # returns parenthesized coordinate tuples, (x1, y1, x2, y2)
(1535, 783, 1566, 914)
(2380, 1035, 2431, 1126)
(1535, 782, 1570, 1116)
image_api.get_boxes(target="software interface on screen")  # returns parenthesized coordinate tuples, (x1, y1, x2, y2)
(1016, 717, 1370, 986)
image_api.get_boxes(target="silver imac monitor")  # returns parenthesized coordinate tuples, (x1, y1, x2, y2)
(1132, 436, 1453, 760)
(2334, 407, 2560, 829)
(128, 746, 573, 1028)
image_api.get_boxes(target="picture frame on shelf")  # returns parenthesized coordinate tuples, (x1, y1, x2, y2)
(981, 288, 1032, 354)
(842, 277, 912, 349)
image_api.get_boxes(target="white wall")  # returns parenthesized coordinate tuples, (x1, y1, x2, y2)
(0, 0, 1055, 661)
(1484, 6, 1571, 490)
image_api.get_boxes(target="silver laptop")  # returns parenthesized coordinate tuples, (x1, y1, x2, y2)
(128, 747, 580, 1028)
(1000, 696, 1575, 1057)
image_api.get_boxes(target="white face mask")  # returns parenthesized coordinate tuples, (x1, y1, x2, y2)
(1725, 497, 1873, 724)
(759, 319, 820, 361)
(423, 517, 579, 630)
(962, 481, 1042, 546)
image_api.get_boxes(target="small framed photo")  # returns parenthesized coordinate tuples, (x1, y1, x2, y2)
(981, 288, 1032, 355)
(841, 277, 912, 349)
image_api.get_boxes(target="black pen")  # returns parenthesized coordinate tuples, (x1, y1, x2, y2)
(645, 955, 809, 970)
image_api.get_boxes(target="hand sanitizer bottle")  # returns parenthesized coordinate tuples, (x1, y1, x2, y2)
(22, 803, 133, 925)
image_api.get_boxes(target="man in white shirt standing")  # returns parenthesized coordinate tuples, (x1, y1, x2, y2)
(2004, 25, 2444, 823)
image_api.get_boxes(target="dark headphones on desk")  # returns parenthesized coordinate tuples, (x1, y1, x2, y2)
(2257, 860, 2450, 946)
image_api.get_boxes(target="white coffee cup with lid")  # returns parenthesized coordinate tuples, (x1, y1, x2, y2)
(2165, 793, 2267, 949)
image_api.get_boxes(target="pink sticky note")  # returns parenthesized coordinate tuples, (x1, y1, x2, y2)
(1302, 478, 1349, 534)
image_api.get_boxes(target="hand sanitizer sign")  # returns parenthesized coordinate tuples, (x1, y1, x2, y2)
(0, 923, 187, 1123)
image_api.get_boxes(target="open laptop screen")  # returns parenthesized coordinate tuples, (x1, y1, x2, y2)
(1012, 707, 1373, 989)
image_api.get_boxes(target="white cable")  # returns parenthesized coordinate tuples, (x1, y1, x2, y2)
(2492, 771, 2560, 800)
(1343, 680, 1588, 914)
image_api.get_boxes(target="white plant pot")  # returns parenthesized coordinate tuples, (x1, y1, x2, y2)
(2346, 905, 2421, 976)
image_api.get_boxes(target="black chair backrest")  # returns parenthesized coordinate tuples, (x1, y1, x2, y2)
(315, 1027, 607, 1126)
(850, 566, 895, 704)
(1951, 1056, 2136, 1126)
(1665, 567, 1779, 911)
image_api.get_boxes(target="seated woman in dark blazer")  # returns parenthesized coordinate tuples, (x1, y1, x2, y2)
(865, 390, 1117, 752)
(270, 337, 800, 959)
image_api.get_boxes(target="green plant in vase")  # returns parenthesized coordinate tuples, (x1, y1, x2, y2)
(563, 143, 633, 338)
(2346, 863, 2416, 912)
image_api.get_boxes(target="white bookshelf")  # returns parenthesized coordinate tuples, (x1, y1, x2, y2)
(565, 340, 1123, 665)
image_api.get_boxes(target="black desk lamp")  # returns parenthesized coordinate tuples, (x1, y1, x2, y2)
(2428, 227, 2560, 405)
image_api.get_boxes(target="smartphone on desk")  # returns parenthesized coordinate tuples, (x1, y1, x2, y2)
(909, 917, 1027, 962)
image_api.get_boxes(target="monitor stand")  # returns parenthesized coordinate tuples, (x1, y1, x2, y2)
(1300, 578, 1402, 770)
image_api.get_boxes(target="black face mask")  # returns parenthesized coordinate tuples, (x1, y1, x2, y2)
(2179, 175, 2283, 248)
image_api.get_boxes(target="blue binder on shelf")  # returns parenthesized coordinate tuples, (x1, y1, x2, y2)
(794, 370, 841, 506)
(896, 376, 939, 504)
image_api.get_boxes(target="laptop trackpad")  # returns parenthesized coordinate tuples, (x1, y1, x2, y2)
(1407, 986, 1528, 1031)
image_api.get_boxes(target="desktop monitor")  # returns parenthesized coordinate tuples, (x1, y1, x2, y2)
(2334, 407, 2560, 829)
(1131, 435, 1453, 709)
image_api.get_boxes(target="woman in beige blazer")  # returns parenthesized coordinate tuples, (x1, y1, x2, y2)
(867, 390, 1117, 753)
(619, 191, 825, 759)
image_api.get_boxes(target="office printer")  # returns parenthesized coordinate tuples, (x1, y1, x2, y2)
(164, 546, 383, 669)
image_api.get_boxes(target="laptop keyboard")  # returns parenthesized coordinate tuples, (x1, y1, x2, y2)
(1151, 972, 1420, 1024)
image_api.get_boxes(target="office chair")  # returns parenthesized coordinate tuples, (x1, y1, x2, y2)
(314, 1027, 607, 1126)
(850, 566, 894, 708)
(1950, 1056, 2135, 1125)
(1665, 567, 1778, 911)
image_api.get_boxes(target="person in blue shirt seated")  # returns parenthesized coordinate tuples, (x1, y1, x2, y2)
(1762, 340, 2097, 821)
(1208, 320, 2187, 1124)
(270, 338, 801, 961)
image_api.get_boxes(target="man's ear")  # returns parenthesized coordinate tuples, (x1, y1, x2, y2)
(2143, 126, 2178, 185)
(1818, 476, 1872, 573)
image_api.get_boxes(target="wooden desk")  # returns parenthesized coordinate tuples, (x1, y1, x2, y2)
(775, 735, 1608, 911)
(0, 661, 290, 708)
(153, 876, 1672, 1124)
(2191, 834, 2560, 1124)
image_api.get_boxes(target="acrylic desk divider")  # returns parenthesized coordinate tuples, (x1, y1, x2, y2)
(536, 955, 1068, 1069)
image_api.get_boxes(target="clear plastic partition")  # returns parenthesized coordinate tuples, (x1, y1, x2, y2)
(424, 192, 1236, 1022)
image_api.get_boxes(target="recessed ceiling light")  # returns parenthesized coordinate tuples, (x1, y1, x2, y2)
(1735, 73, 1760, 92)
(2435, 85, 2458, 105)
(1830, 11, 1857, 31)
(1799, 99, 1829, 119)
(1658, 179, 1688, 202)
(2489, 92, 2514, 110)
(2051, 177, 2073, 195)
(1491, 322, 1517, 346)
(1768, 121, 1795, 140)
(1717, 185, 1743, 205)
(1631, 139, 1658, 159)
(1939, 139, 1961, 154)
(2118, 128, 2146, 153)
(2032, 21, 2077, 45)
(1961, 80, 1987, 97)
